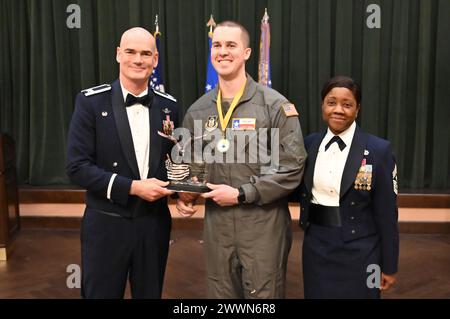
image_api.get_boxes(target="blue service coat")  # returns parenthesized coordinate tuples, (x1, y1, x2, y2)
(299, 126, 399, 275)
(66, 79, 179, 218)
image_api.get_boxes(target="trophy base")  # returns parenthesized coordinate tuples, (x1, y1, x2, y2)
(167, 181, 210, 193)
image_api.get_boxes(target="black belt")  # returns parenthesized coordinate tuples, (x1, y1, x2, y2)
(309, 204, 342, 227)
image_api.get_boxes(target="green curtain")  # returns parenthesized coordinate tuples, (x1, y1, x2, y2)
(0, 0, 449, 190)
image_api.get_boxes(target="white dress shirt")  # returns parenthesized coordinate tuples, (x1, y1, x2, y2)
(107, 84, 150, 200)
(311, 121, 356, 206)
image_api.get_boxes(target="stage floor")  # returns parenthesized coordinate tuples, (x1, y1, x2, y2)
(0, 229, 449, 299)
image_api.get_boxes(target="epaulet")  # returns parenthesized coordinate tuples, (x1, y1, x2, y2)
(81, 84, 111, 97)
(153, 88, 177, 102)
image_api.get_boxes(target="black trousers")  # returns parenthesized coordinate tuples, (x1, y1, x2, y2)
(81, 208, 171, 299)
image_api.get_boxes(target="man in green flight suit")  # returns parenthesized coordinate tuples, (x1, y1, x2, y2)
(177, 21, 306, 298)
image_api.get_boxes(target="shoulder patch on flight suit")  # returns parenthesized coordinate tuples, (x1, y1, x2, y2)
(153, 89, 177, 102)
(81, 84, 111, 96)
(281, 103, 299, 117)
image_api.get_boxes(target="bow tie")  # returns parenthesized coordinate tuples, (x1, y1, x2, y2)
(325, 135, 346, 151)
(125, 93, 151, 107)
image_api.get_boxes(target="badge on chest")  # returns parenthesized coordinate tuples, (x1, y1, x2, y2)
(355, 158, 372, 191)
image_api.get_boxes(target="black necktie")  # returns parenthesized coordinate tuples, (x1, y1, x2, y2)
(125, 93, 150, 107)
(325, 135, 346, 151)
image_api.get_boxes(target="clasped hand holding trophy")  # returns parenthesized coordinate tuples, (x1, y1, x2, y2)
(158, 114, 240, 217)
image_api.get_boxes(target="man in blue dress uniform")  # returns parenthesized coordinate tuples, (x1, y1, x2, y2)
(66, 27, 178, 298)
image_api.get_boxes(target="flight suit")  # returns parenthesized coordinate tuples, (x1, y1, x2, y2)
(183, 75, 306, 298)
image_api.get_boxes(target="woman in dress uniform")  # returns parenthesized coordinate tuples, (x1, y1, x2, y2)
(298, 76, 399, 298)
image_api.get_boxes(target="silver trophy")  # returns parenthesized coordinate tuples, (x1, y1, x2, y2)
(164, 155, 209, 193)
(158, 111, 209, 193)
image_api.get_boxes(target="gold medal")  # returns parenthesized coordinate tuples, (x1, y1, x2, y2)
(217, 138, 230, 153)
(215, 80, 247, 153)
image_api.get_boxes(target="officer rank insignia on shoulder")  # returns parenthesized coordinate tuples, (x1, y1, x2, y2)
(81, 84, 111, 97)
(281, 103, 299, 117)
(153, 89, 177, 102)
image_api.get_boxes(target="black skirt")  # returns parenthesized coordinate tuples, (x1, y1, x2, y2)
(302, 223, 381, 299)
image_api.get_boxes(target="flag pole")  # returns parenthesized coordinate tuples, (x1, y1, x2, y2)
(258, 8, 272, 87)
(205, 14, 218, 92)
(154, 14, 161, 38)
(150, 14, 165, 92)
(206, 14, 216, 38)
